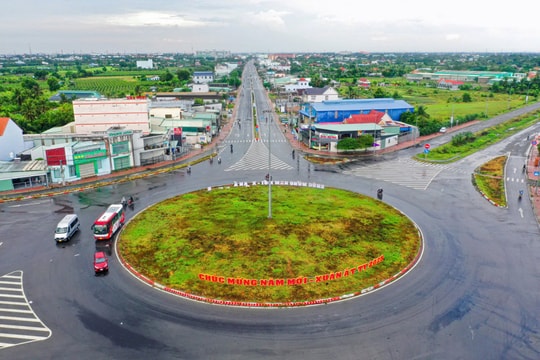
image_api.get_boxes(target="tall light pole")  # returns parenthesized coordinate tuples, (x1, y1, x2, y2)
(264, 109, 273, 219)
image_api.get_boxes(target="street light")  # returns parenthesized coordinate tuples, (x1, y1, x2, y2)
(263, 109, 273, 219)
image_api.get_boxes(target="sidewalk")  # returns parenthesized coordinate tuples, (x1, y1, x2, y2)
(525, 139, 540, 223)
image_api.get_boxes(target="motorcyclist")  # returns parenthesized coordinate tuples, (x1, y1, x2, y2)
(230, 144, 234, 153)
(187, 165, 192, 174)
(218, 157, 221, 164)
(519, 189, 524, 200)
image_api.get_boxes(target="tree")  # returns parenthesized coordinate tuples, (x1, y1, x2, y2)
(21, 77, 42, 97)
(462, 93, 472, 102)
(336, 135, 374, 151)
(33, 70, 48, 80)
(162, 71, 174, 82)
(337, 138, 360, 150)
(47, 77, 61, 92)
(373, 87, 388, 98)
(357, 134, 375, 149)
(177, 69, 191, 82)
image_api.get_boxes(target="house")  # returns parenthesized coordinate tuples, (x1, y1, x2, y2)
(299, 98, 414, 124)
(300, 86, 340, 103)
(345, 109, 413, 136)
(357, 78, 371, 89)
(437, 79, 464, 90)
(284, 78, 311, 93)
(193, 71, 214, 84)
(0, 117, 25, 161)
(344, 110, 393, 126)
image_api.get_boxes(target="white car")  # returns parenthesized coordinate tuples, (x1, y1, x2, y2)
(439, 127, 447, 133)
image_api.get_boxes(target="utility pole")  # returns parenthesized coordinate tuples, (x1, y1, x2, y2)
(308, 103, 313, 150)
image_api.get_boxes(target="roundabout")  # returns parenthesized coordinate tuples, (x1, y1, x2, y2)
(117, 181, 423, 307)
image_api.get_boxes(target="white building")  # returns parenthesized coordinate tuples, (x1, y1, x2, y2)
(0, 117, 25, 161)
(136, 59, 153, 69)
(192, 84, 209, 93)
(284, 78, 312, 93)
(193, 71, 214, 84)
(301, 86, 340, 103)
(73, 97, 151, 135)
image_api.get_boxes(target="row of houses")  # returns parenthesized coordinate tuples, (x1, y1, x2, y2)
(0, 94, 230, 192)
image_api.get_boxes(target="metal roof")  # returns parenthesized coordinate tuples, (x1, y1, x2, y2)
(311, 98, 413, 111)
(0, 160, 47, 180)
(314, 124, 383, 132)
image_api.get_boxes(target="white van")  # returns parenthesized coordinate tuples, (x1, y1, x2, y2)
(55, 214, 80, 243)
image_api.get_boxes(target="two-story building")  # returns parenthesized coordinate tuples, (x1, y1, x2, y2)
(300, 86, 340, 103)
(73, 97, 151, 135)
(193, 71, 214, 84)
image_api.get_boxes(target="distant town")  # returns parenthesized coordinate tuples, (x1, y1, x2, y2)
(0, 51, 539, 192)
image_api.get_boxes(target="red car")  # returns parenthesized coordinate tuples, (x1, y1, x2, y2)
(93, 251, 109, 275)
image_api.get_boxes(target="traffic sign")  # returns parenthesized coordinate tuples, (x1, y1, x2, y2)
(424, 143, 431, 149)
(535, 171, 539, 176)
(423, 149, 430, 154)
(532, 140, 537, 146)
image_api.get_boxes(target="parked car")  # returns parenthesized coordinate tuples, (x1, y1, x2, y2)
(439, 127, 447, 133)
(93, 251, 109, 275)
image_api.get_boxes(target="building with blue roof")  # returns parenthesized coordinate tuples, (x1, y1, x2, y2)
(299, 98, 414, 124)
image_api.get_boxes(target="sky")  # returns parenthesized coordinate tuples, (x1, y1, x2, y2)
(1, 0, 539, 55)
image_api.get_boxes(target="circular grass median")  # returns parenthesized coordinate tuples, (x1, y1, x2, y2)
(118, 185, 421, 304)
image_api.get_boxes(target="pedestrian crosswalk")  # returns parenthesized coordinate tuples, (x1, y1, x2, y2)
(225, 140, 293, 171)
(0, 271, 51, 349)
(225, 139, 289, 144)
(343, 157, 449, 190)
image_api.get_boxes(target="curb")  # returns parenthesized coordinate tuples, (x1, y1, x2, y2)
(114, 182, 426, 308)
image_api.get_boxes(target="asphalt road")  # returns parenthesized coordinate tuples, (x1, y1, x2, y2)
(2, 64, 540, 359)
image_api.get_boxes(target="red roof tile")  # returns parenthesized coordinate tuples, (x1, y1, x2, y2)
(0, 118, 10, 136)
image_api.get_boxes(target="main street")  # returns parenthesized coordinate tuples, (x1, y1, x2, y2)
(2, 63, 540, 359)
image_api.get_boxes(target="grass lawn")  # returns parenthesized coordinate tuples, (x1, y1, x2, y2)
(416, 111, 540, 162)
(118, 185, 421, 304)
(473, 156, 507, 207)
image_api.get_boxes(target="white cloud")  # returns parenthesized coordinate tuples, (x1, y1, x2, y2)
(103, 12, 208, 28)
(245, 9, 289, 29)
(446, 34, 461, 41)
